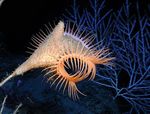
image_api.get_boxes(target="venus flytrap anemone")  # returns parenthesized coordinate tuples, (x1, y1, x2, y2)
(0, 21, 114, 100)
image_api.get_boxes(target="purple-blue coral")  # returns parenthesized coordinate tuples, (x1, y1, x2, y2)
(64, 0, 150, 113)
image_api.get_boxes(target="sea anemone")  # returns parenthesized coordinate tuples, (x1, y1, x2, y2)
(0, 21, 114, 100)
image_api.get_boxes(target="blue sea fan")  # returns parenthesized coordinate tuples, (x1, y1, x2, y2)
(111, 1, 150, 113)
(64, 0, 150, 113)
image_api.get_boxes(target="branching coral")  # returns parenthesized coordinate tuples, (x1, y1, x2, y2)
(64, 0, 150, 113)
(111, 1, 150, 113)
